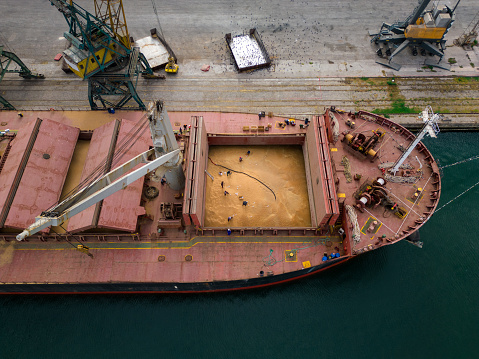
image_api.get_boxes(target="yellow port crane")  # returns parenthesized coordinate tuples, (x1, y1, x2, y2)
(93, 0, 131, 50)
(51, 0, 162, 110)
(369, 0, 461, 70)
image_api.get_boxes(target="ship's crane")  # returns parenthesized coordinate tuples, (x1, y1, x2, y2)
(16, 100, 184, 241)
(50, 0, 162, 110)
(370, 0, 461, 70)
(390, 106, 440, 175)
(0, 46, 45, 110)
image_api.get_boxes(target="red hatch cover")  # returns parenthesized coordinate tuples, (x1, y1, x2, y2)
(0, 118, 79, 230)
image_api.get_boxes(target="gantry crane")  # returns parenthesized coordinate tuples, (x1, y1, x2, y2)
(50, 0, 162, 110)
(0, 46, 44, 110)
(370, 0, 461, 70)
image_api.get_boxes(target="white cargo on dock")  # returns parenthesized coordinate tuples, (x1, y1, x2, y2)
(135, 36, 169, 69)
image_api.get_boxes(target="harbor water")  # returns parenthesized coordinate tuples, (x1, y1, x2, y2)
(0, 132, 478, 358)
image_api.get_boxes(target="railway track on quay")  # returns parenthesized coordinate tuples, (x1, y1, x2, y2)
(1, 75, 478, 130)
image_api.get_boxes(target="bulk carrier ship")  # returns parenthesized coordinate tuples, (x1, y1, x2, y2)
(0, 102, 441, 294)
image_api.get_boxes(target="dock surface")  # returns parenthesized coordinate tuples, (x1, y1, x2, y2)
(1, 1, 479, 128)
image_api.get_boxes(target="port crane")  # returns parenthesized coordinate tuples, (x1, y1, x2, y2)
(454, 10, 479, 47)
(16, 100, 185, 241)
(50, 0, 162, 110)
(0, 46, 44, 110)
(370, 0, 461, 70)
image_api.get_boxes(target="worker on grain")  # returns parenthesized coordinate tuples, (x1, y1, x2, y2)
(243, 200, 248, 206)
(221, 181, 224, 188)
(224, 190, 229, 196)
(228, 216, 232, 222)
(246, 150, 251, 156)
(227, 170, 231, 176)
(239, 157, 243, 162)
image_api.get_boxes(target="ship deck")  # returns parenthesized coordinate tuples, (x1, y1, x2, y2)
(0, 108, 440, 292)
(0, 234, 343, 285)
(328, 109, 441, 253)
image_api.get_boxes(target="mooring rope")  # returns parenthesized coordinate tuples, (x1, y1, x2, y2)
(340, 156, 352, 183)
(345, 205, 361, 245)
(435, 179, 479, 213)
(262, 239, 334, 267)
(439, 155, 479, 169)
(208, 157, 277, 200)
(263, 249, 279, 266)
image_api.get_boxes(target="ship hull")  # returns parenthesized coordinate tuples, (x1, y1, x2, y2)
(0, 256, 349, 295)
(0, 107, 441, 295)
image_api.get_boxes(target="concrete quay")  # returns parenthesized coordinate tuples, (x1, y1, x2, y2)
(374, 113, 479, 131)
(1, 0, 479, 131)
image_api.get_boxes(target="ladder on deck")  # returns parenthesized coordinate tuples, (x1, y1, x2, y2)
(0, 136, 14, 175)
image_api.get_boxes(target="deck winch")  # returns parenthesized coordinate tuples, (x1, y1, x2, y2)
(342, 129, 384, 160)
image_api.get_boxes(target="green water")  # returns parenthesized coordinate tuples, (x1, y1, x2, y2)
(1, 132, 478, 359)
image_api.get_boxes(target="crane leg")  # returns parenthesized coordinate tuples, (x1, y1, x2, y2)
(418, 41, 443, 59)
(389, 39, 410, 63)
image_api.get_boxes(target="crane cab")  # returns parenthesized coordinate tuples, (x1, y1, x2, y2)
(63, 43, 118, 79)
(404, 7, 453, 41)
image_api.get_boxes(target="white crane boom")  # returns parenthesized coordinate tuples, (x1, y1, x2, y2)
(390, 106, 440, 175)
(16, 149, 179, 241)
(16, 101, 184, 241)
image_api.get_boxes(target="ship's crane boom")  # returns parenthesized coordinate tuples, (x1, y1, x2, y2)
(390, 106, 440, 175)
(16, 101, 184, 241)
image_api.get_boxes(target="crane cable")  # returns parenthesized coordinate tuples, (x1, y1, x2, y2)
(150, 0, 164, 39)
(48, 225, 94, 259)
(53, 117, 149, 207)
(45, 111, 151, 213)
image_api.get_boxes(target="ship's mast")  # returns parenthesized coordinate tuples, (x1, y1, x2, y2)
(390, 106, 440, 175)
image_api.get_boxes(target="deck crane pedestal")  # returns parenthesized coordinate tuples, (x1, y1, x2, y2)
(50, 0, 163, 110)
(16, 100, 184, 241)
(369, 0, 461, 70)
